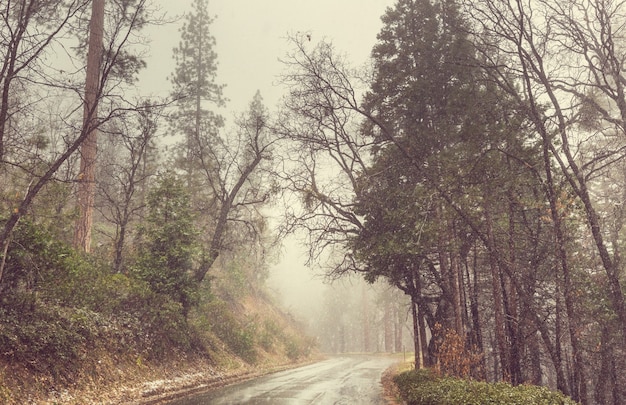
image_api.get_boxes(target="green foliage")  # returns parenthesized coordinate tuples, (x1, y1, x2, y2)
(131, 173, 200, 315)
(0, 219, 80, 312)
(283, 334, 315, 361)
(394, 369, 580, 405)
(0, 305, 97, 382)
(170, 0, 224, 144)
(0, 217, 200, 384)
(204, 300, 257, 363)
(258, 319, 281, 352)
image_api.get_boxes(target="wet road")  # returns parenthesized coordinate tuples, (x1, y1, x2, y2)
(167, 355, 397, 405)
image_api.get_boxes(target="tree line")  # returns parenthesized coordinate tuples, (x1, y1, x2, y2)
(277, 0, 626, 404)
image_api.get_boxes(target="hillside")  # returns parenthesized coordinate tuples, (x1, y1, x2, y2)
(0, 228, 317, 404)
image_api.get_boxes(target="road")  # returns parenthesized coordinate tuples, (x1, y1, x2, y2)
(166, 355, 397, 405)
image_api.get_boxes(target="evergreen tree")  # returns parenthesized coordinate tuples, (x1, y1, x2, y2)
(132, 173, 199, 316)
(169, 0, 224, 179)
(356, 0, 547, 382)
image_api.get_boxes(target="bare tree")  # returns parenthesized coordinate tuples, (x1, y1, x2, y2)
(276, 36, 371, 273)
(97, 101, 160, 273)
(0, 0, 90, 163)
(193, 92, 279, 283)
(464, 0, 626, 401)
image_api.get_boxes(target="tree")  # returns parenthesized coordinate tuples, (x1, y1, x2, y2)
(279, 0, 574, 388)
(0, 0, 154, 284)
(132, 172, 199, 315)
(74, 0, 153, 252)
(276, 35, 370, 273)
(169, 0, 224, 181)
(97, 101, 160, 273)
(464, 0, 626, 401)
(193, 91, 277, 283)
(0, 0, 88, 163)
(0, 0, 89, 277)
(73, 0, 105, 252)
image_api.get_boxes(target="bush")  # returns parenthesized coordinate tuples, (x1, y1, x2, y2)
(394, 369, 580, 405)
(0, 219, 78, 312)
(258, 319, 281, 352)
(433, 324, 484, 379)
(0, 219, 200, 374)
(0, 305, 98, 382)
(131, 173, 200, 316)
(283, 334, 316, 361)
(205, 300, 257, 363)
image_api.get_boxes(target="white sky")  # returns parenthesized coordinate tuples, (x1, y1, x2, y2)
(140, 0, 393, 113)
(139, 0, 395, 316)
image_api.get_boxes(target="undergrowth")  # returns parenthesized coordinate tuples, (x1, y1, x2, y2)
(0, 220, 316, 403)
(394, 368, 580, 405)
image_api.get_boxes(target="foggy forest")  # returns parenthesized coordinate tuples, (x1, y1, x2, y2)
(2, 0, 626, 404)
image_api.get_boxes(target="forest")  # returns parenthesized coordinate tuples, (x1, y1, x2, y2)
(2, 0, 626, 404)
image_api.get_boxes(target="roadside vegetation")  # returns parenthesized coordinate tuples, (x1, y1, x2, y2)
(0, 220, 315, 404)
(394, 369, 579, 405)
(1, 0, 314, 402)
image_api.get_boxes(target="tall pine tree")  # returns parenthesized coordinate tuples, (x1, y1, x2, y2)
(169, 0, 224, 181)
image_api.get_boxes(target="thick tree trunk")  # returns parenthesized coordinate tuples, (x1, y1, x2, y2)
(417, 302, 430, 367)
(74, 0, 105, 252)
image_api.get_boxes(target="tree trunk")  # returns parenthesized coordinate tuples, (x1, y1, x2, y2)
(74, 0, 105, 252)
(384, 299, 393, 352)
(395, 303, 404, 353)
(362, 282, 371, 352)
(411, 295, 423, 369)
(538, 120, 586, 402)
(467, 248, 486, 378)
(483, 202, 510, 382)
(505, 195, 522, 385)
(417, 302, 430, 367)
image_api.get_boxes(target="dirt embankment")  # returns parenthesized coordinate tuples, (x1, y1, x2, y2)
(18, 354, 318, 405)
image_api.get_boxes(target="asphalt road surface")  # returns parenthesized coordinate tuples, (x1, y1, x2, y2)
(167, 355, 397, 405)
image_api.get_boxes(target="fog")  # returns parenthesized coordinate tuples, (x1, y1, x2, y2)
(137, 0, 398, 349)
(140, 0, 392, 111)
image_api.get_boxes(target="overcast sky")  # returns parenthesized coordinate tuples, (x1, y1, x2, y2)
(140, 0, 393, 113)
(139, 0, 395, 315)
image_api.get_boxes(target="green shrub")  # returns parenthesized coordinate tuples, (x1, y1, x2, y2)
(258, 319, 281, 352)
(205, 300, 257, 363)
(131, 173, 200, 316)
(0, 219, 200, 371)
(0, 305, 98, 382)
(0, 219, 78, 312)
(283, 334, 315, 361)
(394, 369, 580, 405)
